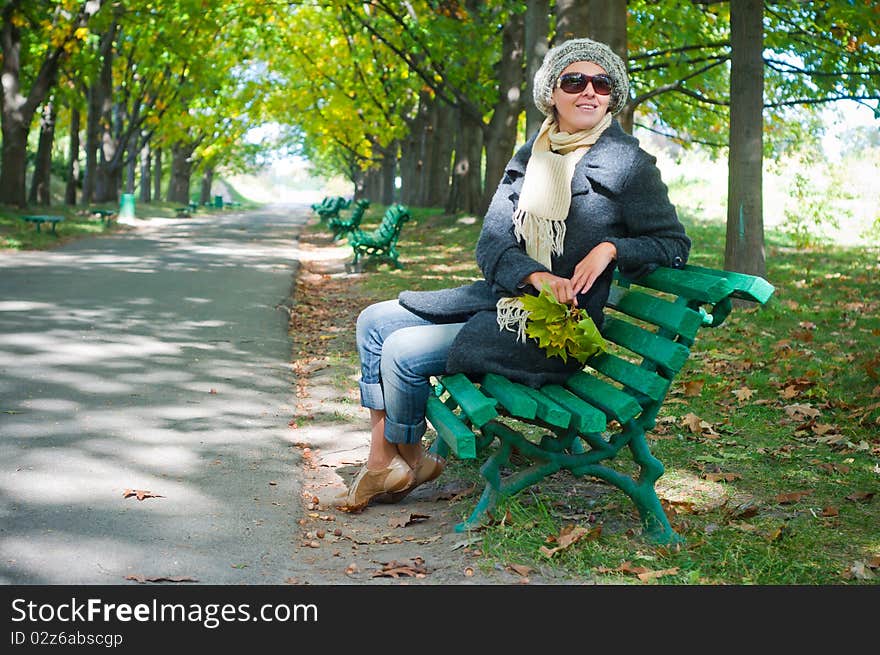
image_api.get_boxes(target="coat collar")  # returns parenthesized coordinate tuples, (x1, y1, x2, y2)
(507, 119, 639, 195)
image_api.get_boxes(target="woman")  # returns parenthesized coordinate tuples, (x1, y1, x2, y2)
(335, 37, 691, 511)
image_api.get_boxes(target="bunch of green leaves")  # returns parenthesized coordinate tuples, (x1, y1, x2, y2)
(519, 285, 606, 364)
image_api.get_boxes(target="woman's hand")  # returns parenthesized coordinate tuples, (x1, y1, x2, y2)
(524, 271, 577, 306)
(571, 242, 617, 296)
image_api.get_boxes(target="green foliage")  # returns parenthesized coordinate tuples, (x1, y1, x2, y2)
(519, 285, 606, 364)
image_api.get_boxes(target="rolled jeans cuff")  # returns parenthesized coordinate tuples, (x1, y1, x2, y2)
(383, 415, 427, 445)
(359, 381, 385, 410)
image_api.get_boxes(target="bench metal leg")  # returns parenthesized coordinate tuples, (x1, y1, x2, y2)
(453, 417, 684, 545)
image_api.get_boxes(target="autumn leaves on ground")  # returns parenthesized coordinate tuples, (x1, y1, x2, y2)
(286, 206, 879, 585)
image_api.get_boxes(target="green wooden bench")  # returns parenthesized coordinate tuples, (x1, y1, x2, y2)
(312, 196, 351, 222)
(425, 264, 775, 544)
(329, 198, 370, 241)
(21, 215, 65, 234)
(175, 207, 191, 218)
(346, 204, 412, 271)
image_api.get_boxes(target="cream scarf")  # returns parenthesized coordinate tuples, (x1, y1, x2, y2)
(496, 113, 612, 341)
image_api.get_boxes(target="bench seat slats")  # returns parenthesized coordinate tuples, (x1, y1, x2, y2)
(426, 395, 476, 459)
(517, 385, 571, 428)
(588, 353, 669, 403)
(539, 384, 607, 432)
(479, 373, 537, 419)
(440, 373, 497, 428)
(607, 287, 703, 339)
(564, 371, 642, 424)
(600, 316, 690, 377)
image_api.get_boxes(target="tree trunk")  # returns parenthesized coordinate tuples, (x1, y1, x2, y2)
(412, 91, 433, 206)
(725, 0, 765, 277)
(525, 0, 550, 139)
(585, 0, 630, 132)
(93, 22, 118, 203)
(381, 145, 397, 205)
(28, 100, 56, 206)
(399, 118, 420, 205)
(554, 0, 588, 45)
(200, 167, 214, 205)
(445, 108, 483, 215)
(427, 99, 454, 207)
(125, 133, 136, 194)
(167, 142, 195, 203)
(139, 138, 151, 203)
(82, 85, 99, 204)
(65, 108, 80, 205)
(0, 18, 36, 207)
(483, 13, 525, 215)
(153, 147, 162, 202)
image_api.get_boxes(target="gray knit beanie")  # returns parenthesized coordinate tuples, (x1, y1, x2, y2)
(533, 38, 630, 117)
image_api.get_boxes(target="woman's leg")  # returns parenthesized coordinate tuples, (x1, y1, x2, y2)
(341, 302, 463, 509)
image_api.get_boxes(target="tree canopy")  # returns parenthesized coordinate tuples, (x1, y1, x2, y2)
(1, 0, 878, 210)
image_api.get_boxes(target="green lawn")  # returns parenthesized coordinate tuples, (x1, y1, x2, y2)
(313, 204, 879, 585)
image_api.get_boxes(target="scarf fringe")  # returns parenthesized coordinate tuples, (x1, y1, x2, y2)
(496, 296, 529, 343)
(511, 208, 567, 261)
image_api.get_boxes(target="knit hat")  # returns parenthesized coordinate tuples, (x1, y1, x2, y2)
(533, 38, 630, 117)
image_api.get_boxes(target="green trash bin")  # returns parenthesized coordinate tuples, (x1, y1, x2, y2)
(120, 193, 136, 219)
(214, 195, 223, 209)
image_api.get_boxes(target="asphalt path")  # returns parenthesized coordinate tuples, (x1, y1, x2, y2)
(0, 206, 311, 584)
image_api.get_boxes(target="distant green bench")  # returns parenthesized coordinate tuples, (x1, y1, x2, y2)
(425, 264, 775, 544)
(347, 204, 412, 271)
(329, 198, 369, 241)
(175, 207, 191, 218)
(312, 196, 350, 222)
(21, 215, 65, 234)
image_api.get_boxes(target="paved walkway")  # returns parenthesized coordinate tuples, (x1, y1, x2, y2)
(0, 207, 311, 584)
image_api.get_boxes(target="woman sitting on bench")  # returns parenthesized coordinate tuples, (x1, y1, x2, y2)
(335, 37, 691, 512)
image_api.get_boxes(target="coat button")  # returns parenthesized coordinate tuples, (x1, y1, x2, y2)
(672, 256, 684, 268)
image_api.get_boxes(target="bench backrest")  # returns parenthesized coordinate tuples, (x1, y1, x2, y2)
(371, 204, 411, 242)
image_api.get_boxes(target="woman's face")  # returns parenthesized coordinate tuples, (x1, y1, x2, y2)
(551, 61, 612, 133)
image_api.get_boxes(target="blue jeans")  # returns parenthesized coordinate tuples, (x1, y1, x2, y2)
(356, 299, 464, 445)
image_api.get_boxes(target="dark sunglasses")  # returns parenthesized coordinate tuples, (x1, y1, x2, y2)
(556, 72, 613, 96)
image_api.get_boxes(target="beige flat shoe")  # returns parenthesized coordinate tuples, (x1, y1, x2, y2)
(376, 451, 447, 504)
(334, 455, 414, 512)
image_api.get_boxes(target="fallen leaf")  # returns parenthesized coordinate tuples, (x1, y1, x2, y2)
(783, 403, 820, 420)
(820, 506, 839, 517)
(506, 563, 533, 578)
(539, 524, 601, 557)
(775, 490, 812, 504)
(372, 557, 428, 579)
(732, 387, 755, 402)
(388, 513, 430, 528)
(125, 575, 198, 584)
(845, 491, 875, 503)
(637, 567, 680, 582)
(702, 471, 742, 482)
(122, 489, 164, 501)
(683, 380, 705, 397)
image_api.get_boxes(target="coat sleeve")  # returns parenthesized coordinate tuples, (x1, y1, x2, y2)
(604, 150, 691, 279)
(475, 151, 548, 294)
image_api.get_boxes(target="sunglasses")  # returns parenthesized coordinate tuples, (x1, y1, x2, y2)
(556, 72, 613, 96)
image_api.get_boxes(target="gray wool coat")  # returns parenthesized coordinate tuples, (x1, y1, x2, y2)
(399, 119, 691, 388)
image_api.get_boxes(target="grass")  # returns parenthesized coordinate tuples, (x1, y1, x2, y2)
(300, 202, 879, 586)
(13, 194, 877, 585)
(0, 196, 258, 251)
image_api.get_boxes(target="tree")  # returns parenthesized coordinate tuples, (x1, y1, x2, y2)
(725, 0, 765, 277)
(0, 0, 103, 207)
